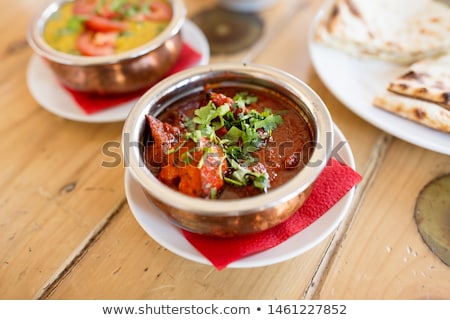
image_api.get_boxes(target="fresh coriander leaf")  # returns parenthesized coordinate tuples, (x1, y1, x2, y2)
(241, 142, 259, 155)
(225, 159, 270, 191)
(217, 103, 230, 116)
(213, 103, 230, 129)
(253, 174, 270, 191)
(233, 92, 257, 109)
(181, 150, 194, 165)
(242, 127, 260, 146)
(193, 101, 217, 128)
(224, 176, 245, 187)
(253, 113, 283, 131)
(224, 145, 243, 161)
(167, 141, 186, 155)
(222, 126, 243, 144)
(184, 129, 203, 143)
(200, 126, 216, 142)
(210, 187, 218, 199)
(229, 168, 249, 186)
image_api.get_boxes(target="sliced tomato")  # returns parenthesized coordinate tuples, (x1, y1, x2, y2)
(85, 15, 128, 32)
(76, 31, 116, 56)
(144, 0, 173, 22)
(74, 0, 125, 19)
(73, 0, 98, 15)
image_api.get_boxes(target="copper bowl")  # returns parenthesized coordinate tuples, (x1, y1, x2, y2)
(122, 63, 334, 237)
(27, 0, 186, 94)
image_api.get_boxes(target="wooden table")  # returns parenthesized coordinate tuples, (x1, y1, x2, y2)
(1, 0, 449, 300)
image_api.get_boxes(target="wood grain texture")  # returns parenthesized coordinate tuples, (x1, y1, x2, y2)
(44, 206, 335, 299)
(315, 141, 450, 299)
(1, 0, 448, 300)
(0, 1, 127, 297)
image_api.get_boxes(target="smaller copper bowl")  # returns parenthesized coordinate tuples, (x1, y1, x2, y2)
(27, 0, 186, 94)
(123, 63, 334, 237)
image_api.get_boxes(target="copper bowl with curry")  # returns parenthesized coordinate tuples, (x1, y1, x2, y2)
(27, 0, 186, 94)
(123, 63, 334, 237)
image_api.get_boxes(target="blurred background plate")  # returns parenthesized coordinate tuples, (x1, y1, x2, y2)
(26, 20, 210, 123)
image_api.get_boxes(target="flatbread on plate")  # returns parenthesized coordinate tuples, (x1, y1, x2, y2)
(314, 0, 450, 64)
(387, 53, 450, 108)
(373, 91, 450, 133)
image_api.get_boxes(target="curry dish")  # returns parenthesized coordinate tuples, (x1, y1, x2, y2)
(43, 0, 172, 56)
(144, 87, 313, 200)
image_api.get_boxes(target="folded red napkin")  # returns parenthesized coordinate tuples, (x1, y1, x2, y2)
(182, 158, 362, 270)
(64, 42, 203, 114)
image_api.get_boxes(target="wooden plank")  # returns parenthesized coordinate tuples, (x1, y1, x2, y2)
(45, 205, 336, 299)
(0, 114, 126, 298)
(315, 139, 450, 299)
(0, 1, 127, 298)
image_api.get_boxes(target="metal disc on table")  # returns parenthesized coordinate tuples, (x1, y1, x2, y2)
(414, 174, 450, 266)
(191, 7, 264, 55)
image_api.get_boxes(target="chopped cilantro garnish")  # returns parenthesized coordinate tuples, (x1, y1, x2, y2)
(171, 91, 284, 192)
(224, 159, 270, 192)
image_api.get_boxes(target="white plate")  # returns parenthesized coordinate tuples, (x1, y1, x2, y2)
(308, 8, 450, 156)
(125, 124, 356, 268)
(26, 20, 210, 123)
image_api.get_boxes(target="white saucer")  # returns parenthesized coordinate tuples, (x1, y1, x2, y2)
(125, 124, 357, 268)
(26, 20, 210, 123)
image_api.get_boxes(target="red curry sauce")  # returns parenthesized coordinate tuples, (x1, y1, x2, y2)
(144, 86, 313, 199)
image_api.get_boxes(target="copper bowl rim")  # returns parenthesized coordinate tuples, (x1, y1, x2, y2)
(27, 0, 187, 66)
(123, 62, 334, 217)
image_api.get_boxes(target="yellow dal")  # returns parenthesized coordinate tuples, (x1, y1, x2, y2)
(43, 2, 169, 55)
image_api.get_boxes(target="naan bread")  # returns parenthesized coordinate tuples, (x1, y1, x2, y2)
(373, 91, 450, 133)
(387, 53, 450, 108)
(314, 0, 450, 64)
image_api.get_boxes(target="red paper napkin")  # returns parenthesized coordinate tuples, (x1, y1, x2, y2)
(182, 158, 362, 270)
(63, 42, 203, 114)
